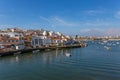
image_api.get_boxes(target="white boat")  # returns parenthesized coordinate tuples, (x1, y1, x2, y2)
(116, 42, 120, 44)
(104, 46, 111, 50)
(65, 53, 71, 57)
(103, 40, 108, 43)
(32, 50, 40, 53)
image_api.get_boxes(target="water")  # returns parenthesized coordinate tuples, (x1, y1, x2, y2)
(0, 41, 120, 80)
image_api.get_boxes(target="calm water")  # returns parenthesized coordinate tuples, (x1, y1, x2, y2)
(0, 41, 120, 80)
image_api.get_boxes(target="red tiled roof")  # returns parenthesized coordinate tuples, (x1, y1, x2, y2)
(0, 37, 20, 45)
(0, 37, 19, 41)
(2, 42, 19, 45)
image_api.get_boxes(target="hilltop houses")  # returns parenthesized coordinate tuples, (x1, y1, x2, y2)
(0, 28, 77, 52)
(0, 37, 25, 50)
(31, 31, 66, 48)
(0, 28, 25, 51)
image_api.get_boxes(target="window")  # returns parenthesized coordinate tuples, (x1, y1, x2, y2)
(35, 39, 38, 44)
(8, 40, 10, 42)
(32, 40, 34, 45)
(12, 40, 14, 42)
(15, 35, 18, 37)
(39, 39, 43, 45)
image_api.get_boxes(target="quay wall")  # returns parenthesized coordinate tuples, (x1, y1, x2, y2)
(0, 44, 85, 57)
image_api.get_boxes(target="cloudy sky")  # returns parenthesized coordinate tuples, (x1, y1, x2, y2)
(0, 0, 120, 36)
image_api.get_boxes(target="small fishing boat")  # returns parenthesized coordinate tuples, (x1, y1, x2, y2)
(104, 46, 111, 50)
(32, 50, 40, 53)
(65, 53, 72, 57)
(103, 40, 108, 43)
(116, 42, 120, 44)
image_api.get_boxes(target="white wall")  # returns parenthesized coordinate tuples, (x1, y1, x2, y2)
(32, 36, 51, 47)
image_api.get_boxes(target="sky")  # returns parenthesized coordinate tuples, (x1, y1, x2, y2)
(0, 0, 120, 36)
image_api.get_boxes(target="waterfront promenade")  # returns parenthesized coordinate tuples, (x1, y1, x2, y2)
(0, 44, 87, 57)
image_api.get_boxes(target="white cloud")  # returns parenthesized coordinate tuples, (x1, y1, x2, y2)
(82, 21, 110, 27)
(39, 16, 51, 23)
(39, 16, 120, 30)
(84, 10, 104, 15)
(39, 16, 80, 27)
(39, 16, 113, 29)
(0, 25, 14, 29)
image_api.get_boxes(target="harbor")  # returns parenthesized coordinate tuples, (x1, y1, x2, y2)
(0, 0, 120, 80)
(0, 41, 120, 80)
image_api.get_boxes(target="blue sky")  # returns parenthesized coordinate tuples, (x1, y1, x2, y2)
(0, 0, 120, 36)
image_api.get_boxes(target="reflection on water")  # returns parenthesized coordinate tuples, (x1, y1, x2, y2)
(0, 49, 72, 65)
(0, 41, 120, 80)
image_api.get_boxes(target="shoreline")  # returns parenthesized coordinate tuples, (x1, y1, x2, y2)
(0, 44, 87, 57)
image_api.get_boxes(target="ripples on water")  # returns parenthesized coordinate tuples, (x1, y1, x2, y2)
(0, 41, 120, 80)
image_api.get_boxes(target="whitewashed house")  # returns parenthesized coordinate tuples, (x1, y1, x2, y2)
(8, 32, 23, 38)
(32, 35, 51, 48)
(43, 31, 48, 36)
(0, 28, 25, 50)
(56, 32, 62, 36)
(49, 31, 54, 36)
(7, 31, 25, 50)
(0, 37, 25, 50)
(51, 37, 62, 46)
(49, 31, 59, 37)
(0, 44, 4, 49)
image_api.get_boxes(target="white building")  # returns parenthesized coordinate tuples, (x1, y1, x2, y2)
(43, 31, 48, 36)
(32, 35, 51, 48)
(8, 32, 24, 43)
(0, 37, 25, 50)
(7, 32, 23, 38)
(15, 45, 25, 50)
(49, 31, 53, 36)
(56, 32, 62, 36)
